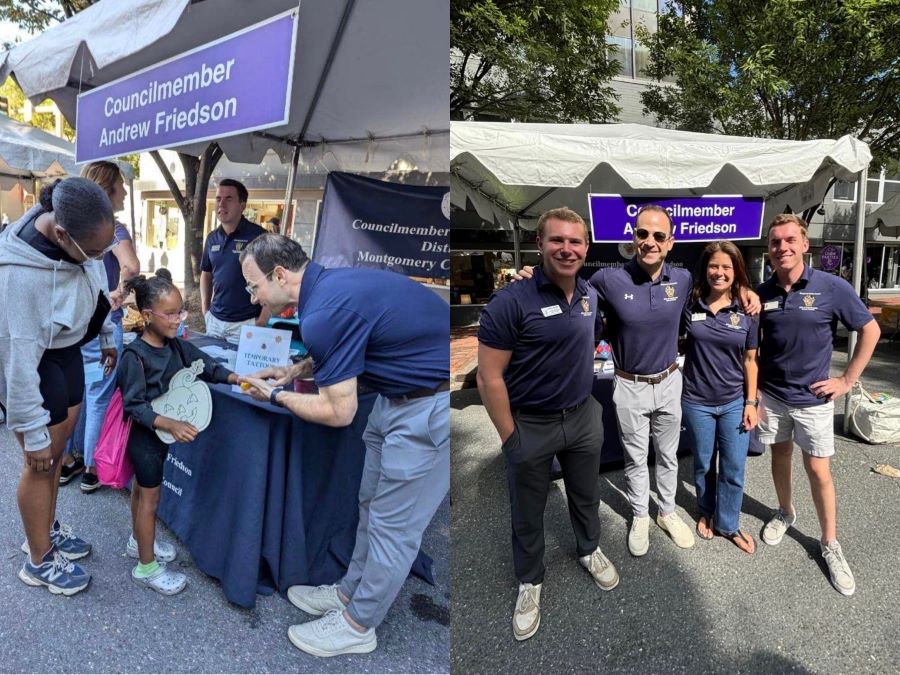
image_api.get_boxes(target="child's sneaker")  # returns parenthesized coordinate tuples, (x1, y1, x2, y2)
(126, 534, 176, 563)
(131, 562, 187, 596)
(21, 520, 91, 560)
(18, 548, 90, 596)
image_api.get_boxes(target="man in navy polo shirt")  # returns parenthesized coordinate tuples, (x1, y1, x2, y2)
(756, 214, 879, 596)
(592, 204, 697, 556)
(200, 179, 270, 342)
(236, 234, 449, 657)
(478, 207, 618, 642)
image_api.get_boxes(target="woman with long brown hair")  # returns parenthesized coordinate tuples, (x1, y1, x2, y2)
(681, 241, 759, 554)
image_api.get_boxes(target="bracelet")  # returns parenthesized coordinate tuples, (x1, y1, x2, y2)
(270, 386, 285, 407)
(745, 399, 759, 407)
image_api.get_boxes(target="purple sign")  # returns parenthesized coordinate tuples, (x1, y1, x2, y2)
(588, 195, 765, 243)
(75, 11, 297, 162)
(819, 245, 841, 271)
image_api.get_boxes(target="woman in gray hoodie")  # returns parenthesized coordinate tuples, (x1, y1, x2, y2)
(0, 177, 116, 596)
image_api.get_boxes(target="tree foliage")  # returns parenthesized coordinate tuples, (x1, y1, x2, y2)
(0, 0, 94, 44)
(451, 0, 622, 122)
(639, 0, 900, 169)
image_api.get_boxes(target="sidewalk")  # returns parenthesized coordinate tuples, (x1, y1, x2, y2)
(451, 326, 479, 391)
(451, 337, 900, 673)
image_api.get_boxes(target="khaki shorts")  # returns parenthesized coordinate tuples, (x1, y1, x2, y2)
(756, 391, 835, 458)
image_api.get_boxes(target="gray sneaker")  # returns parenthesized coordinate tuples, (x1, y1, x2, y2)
(821, 541, 855, 596)
(512, 583, 541, 641)
(131, 562, 187, 596)
(656, 512, 696, 549)
(126, 534, 176, 563)
(580, 547, 619, 590)
(762, 508, 796, 546)
(287, 584, 345, 616)
(287, 609, 377, 657)
(628, 515, 651, 557)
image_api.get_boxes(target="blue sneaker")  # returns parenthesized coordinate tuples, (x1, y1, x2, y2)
(18, 548, 90, 596)
(20, 521, 91, 560)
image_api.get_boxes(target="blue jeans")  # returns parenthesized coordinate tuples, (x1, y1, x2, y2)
(682, 396, 749, 535)
(66, 322, 124, 467)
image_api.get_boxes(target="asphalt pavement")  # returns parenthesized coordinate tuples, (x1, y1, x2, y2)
(0, 428, 449, 673)
(451, 336, 900, 674)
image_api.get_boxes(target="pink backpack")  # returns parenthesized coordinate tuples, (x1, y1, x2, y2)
(94, 388, 134, 489)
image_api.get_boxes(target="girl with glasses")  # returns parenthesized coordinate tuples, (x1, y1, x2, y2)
(117, 272, 239, 595)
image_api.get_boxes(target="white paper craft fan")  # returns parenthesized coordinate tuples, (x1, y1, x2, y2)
(151, 359, 213, 444)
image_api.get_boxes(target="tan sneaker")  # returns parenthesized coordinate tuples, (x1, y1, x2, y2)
(580, 547, 619, 590)
(628, 515, 651, 556)
(821, 541, 855, 596)
(656, 512, 695, 549)
(512, 583, 541, 641)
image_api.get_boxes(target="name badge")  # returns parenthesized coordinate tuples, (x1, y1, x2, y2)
(763, 300, 779, 311)
(211, 244, 221, 252)
(691, 312, 706, 322)
(541, 305, 562, 317)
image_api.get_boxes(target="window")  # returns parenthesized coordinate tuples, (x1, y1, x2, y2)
(831, 172, 894, 204)
(607, 36, 633, 77)
(832, 181, 854, 201)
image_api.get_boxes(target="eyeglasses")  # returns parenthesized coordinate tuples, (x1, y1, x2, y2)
(148, 309, 189, 322)
(634, 228, 670, 244)
(67, 232, 118, 261)
(245, 269, 275, 298)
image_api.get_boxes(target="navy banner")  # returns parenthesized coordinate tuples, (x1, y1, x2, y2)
(313, 172, 450, 279)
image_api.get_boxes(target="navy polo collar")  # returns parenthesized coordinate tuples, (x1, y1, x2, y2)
(534, 265, 589, 301)
(298, 261, 325, 312)
(216, 217, 255, 241)
(695, 294, 741, 314)
(763, 262, 813, 293)
(625, 257, 671, 284)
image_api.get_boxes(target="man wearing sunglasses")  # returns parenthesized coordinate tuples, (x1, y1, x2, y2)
(199, 179, 270, 343)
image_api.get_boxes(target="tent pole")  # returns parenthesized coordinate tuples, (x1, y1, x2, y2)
(282, 144, 301, 238)
(128, 177, 137, 241)
(513, 220, 521, 271)
(844, 166, 869, 434)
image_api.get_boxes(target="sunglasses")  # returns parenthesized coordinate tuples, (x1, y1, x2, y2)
(634, 228, 670, 244)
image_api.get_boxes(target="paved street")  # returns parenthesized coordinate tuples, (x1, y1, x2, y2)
(451, 336, 900, 674)
(0, 429, 449, 673)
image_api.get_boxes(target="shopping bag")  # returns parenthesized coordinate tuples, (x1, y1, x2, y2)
(848, 383, 900, 444)
(94, 388, 134, 488)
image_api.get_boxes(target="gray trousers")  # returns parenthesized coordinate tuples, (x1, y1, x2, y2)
(612, 370, 683, 517)
(340, 391, 449, 628)
(503, 397, 604, 584)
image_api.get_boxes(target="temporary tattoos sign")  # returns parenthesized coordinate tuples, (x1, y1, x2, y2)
(232, 325, 293, 393)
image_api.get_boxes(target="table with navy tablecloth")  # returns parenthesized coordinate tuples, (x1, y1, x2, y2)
(156, 336, 432, 607)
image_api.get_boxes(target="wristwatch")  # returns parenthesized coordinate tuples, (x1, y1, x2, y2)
(745, 398, 759, 407)
(270, 385, 285, 407)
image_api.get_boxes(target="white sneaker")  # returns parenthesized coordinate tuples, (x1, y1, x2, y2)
(580, 547, 619, 590)
(762, 508, 796, 546)
(287, 584, 345, 616)
(656, 512, 696, 549)
(131, 562, 187, 596)
(628, 516, 651, 556)
(126, 534, 176, 563)
(513, 583, 541, 641)
(821, 541, 855, 596)
(287, 609, 377, 657)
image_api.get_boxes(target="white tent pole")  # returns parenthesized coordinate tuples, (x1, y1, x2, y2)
(844, 166, 869, 434)
(879, 246, 886, 287)
(282, 144, 301, 238)
(128, 176, 137, 241)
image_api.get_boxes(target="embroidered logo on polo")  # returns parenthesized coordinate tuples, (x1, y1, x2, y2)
(727, 312, 744, 329)
(799, 293, 819, 311)
(662, 283, 679, 302)
(234, 241, 248, 252)
(624, 293, 634, 300)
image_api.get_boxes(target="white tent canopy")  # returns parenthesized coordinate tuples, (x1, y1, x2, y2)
(451, 122, 871, 230)
(0, 0, 449, 174)
(866, 190, 900, 238)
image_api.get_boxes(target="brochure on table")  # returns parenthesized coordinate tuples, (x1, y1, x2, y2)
(232, 325, 293, 394)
